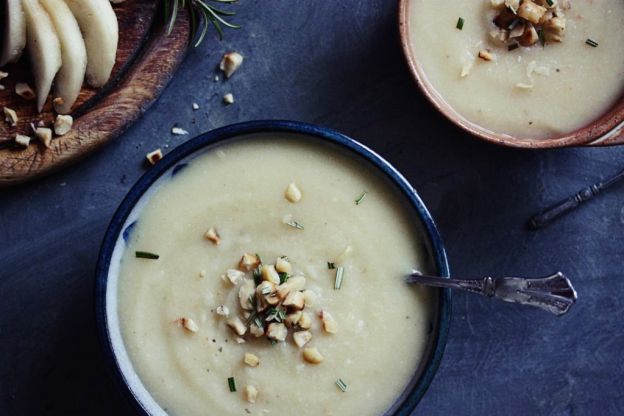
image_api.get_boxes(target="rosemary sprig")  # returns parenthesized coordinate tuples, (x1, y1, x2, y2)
(164, 0, 240, 47)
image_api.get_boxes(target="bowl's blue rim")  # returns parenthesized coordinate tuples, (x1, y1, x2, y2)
(94, 120, 451, 415)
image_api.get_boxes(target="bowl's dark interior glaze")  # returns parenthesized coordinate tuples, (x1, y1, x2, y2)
(398, 0, 624, 149)
(94, 120, 452, 415)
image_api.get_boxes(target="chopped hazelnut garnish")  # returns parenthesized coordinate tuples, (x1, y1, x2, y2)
(285, 311, 303, 327)
(275, 257, 293, 274)
(303, 347, 324, 364)
(283, 291, 305, 310)
(182, 317, 199, 333)
(517, 1, 547, 25)
(298, 312, 312, 329)
(302, 290, 316, 307)
(235, 337, 246, 344)
(505, 0, 520, 13)
(54, 115, 73, 136)
(15, 82, 35, 100)
(267, 322, 287, 342)
(204, 227, 221, 245)
(4, 107, 18, 126)
(245, 385, 258, 404)
(171, 127, 189, 135)
(321, 310, 338, 334)
(239, 253, 260, 272)
(216, 305, 230, 316)
(478, 49, 496, 61)
(277, 275, 306, 300)
(244, 353, 260, 367)
(261, 265, 280, 284)
(293, 330, 312, 348)
(250, 322, 265, 337)
(15, 134, 30, 148)
(219, 51, 244, 78)
(284, 183, 302, 203)
(223, 93, 235, 105)
(543, 17, 566, 42)
(227, 316, 247, 336)
(52, 97, 65, 108)
(35, 127, 52, 148)
(146, 149, 163, 165)
(225, 269, 244, 285)
(238, 280, 255, 310)
(520, 24, 539, 47)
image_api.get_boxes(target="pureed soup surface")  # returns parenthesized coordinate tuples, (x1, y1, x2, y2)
(117, 135, 434, 416)
(408, 0, 624, 139)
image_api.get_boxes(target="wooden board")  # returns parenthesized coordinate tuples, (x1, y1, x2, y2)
(0, 0, 190, 186)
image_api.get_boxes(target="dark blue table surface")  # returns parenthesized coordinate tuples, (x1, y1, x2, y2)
(2, 1, 623, 415)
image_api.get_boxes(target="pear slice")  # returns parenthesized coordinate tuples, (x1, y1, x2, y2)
(65, 0, 118, 88)
(1, 0, 27, 66)
(21, 0, 61, 112)
(40, 0, 87, 114)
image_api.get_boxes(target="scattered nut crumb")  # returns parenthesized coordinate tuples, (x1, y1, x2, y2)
(199, 270, 207, 278)
(478, 49, 495, 61)
(4, 107, 18, 126)
(303, 347, 324, 364)
(261, 265, 280, 285)
(293, 330, 312, 348)
(275, 257, 292, 274)
(216, 305, 230, 316)
(284, 183, 302, 203)
(239, 253, 261, 272)
(227, 316, 247, 336)
(171, 127, 189, 135)
(321, 310, 338, 334)
(204, 227, 221, 245)
(54, 115, 73, 136)
(214, 75, 220, 82)
(298, 312, 312, 329)
(245, 385, 258, 404)
(226, 269, 245, 285)
(267, 322, 287, 342)
(35, 127, 52, 148)
(15, 134, 31, 148)
(192, 102, 199, 110)
(0, 85, 4, 91)
(146, 149, 163, 165)
(219, 52, 244, 78)
(244, 353, 260, 367)
(0, 71, 7, 80)
(52, 97, 65, 108)
(15, 83, 35, 100)
(182, 317, 199, 333)
(223, 93, 234, 105)
(283, 291, 305, 310)
(515, 83, 534, 90)
(235, 337, 246, 344)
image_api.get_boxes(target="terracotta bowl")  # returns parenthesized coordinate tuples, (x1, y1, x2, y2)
(398, 0, 624, 149)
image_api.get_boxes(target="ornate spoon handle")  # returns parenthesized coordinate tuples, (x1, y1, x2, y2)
(406, 272, 577, 316)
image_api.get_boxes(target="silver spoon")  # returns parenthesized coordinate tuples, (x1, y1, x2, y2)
(406, 272, 577, 316)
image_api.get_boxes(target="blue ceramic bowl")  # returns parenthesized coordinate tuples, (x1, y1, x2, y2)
(95, 120, 451, 415)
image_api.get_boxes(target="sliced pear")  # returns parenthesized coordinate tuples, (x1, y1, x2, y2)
(65, 0, 118, 88)
(40, 0, 87, 114)
(21, 0, 62, 112)
(1, 0, 27, 66)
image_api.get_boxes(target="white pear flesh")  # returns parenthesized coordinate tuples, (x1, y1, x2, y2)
(40, 0, 87, 114)
(65, 0, 118, 88)
(21, 0, 62, 112)
(1, 0, 27, 66)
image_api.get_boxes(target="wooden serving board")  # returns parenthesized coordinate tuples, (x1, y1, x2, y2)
(0, 0, 190, 187)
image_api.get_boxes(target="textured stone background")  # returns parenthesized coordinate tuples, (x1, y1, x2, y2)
(1, 1, 623, 415)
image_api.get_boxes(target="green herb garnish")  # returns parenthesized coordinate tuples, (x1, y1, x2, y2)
(355, 191, 367, 205)
(165, 0, 241, 46)
(538, 29, 546, 46)
(227, 377, 236, 392)
(334, 267, 345, 290)
(508, 18, 520, 31)
(286, 220, 305, 230)
(135, 251, 159, 259)
(253, 266, 263, 285)
(456, 17, 464, 30)
(336, 378, 348, 392)
(327, 262, 336, 270)
(585, 38, 599, 47)
(545, 0, 554, 6)
(278, 272, 289, 284)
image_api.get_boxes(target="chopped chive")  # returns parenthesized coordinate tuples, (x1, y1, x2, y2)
(336, 378, 348, 392)
(253, 316, 264, 330)
(507, 43, 519, 51)
(327, 262, 336, 270)
(585, 38, 599, 47)
(456, 17, 464, 30)
(253, 266, 262, 285)
(355, 191, 367, 205)
(286, 220, 305, 230)
(545, 0, 554, 5)
(278, 272, 289, 284)
(537, 29, 546, 46)
(334, 266, 345, 290)
(228, 377, 236, 392)
(135, 251, 159, 259)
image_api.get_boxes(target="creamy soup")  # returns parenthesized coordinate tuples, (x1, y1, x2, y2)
(408, 0, 624, 139)
(117, 135, 435, 416)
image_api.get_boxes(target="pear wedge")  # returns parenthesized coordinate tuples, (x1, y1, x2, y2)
(65, 0, 118, 88)
(21, 0, 61, 112)
(1, 0, 27, 66)
(40, 0, 86, 114)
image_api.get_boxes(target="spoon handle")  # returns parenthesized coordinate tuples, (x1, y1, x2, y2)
(407, 272, 577, 316)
